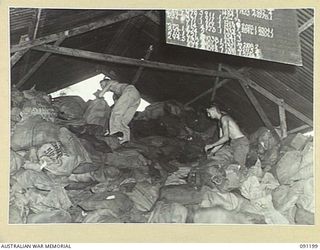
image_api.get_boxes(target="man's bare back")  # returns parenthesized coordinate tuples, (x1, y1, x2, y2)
(220, 115, 245, 140)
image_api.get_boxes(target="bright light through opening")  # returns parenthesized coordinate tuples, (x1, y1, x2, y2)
(303, 130, 314, 137)
(50, 74, 150, 112)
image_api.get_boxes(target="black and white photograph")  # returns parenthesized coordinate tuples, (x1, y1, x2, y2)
(9, 8, 314, 226)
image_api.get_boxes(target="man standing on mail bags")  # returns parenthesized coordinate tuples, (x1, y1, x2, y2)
(98, 77, 141, 144)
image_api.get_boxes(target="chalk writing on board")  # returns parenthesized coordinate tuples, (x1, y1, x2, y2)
(165, 9, 302, 66)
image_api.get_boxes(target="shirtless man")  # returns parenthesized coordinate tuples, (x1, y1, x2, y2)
(204, 105, 249, 168)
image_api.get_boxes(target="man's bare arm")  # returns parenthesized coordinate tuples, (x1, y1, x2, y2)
(210, 117, 230, 147)
(98, 85, 110, 97)
(205, 143, 224, 154)
(204, 117, 231, 153)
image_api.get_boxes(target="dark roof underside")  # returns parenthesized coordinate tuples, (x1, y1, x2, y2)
(10, 8, 314, 134)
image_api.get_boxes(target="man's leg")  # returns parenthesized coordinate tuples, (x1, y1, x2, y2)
(232, 137, 250, 168)
(119, 97, 140, 143)
(110, 88, 140, 143)
(109, 94, 131, 136)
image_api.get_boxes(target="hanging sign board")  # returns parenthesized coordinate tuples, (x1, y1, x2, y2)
(166, 9, 302, 66)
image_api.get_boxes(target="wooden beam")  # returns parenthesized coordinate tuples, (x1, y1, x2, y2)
(11, 11, 146, 53)
(132, 45, 153, 85)
(11, 35, 30, 67)
(222, 65, 313, 127)
(278, 99, 288, 138)
(239, 80, 274, 130)
(184, 67, 249, 107)
(299, 17, 314, 34)
(184, 83, 221, 107)
(11, 50, 28, 67)
(288, 124, 310, 134)
(16, 38, 65, 89)
(184, 78, 234, 107)
(32, 45, 238, 79)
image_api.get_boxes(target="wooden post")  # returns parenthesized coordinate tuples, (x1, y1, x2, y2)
(32, 45, 238, 79)
(239, 80, 274, 130)
(210, 63, 222, 102)
(278, 99, 288, 138)
(31, 9, 42, 40)
(132, 45, 153, 86)
(18, 9, 43, 85)
(11, 11, 147, 53)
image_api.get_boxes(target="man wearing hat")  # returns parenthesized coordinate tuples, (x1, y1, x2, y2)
(98, 78, 141, 144)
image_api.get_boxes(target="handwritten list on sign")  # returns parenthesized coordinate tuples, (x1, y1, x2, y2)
(166, 9, 302, 66)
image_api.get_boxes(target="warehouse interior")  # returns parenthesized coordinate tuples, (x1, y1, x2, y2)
(10, 9, 314, 224)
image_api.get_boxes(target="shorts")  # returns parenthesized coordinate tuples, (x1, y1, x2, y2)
(230, 136, 250, 167)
